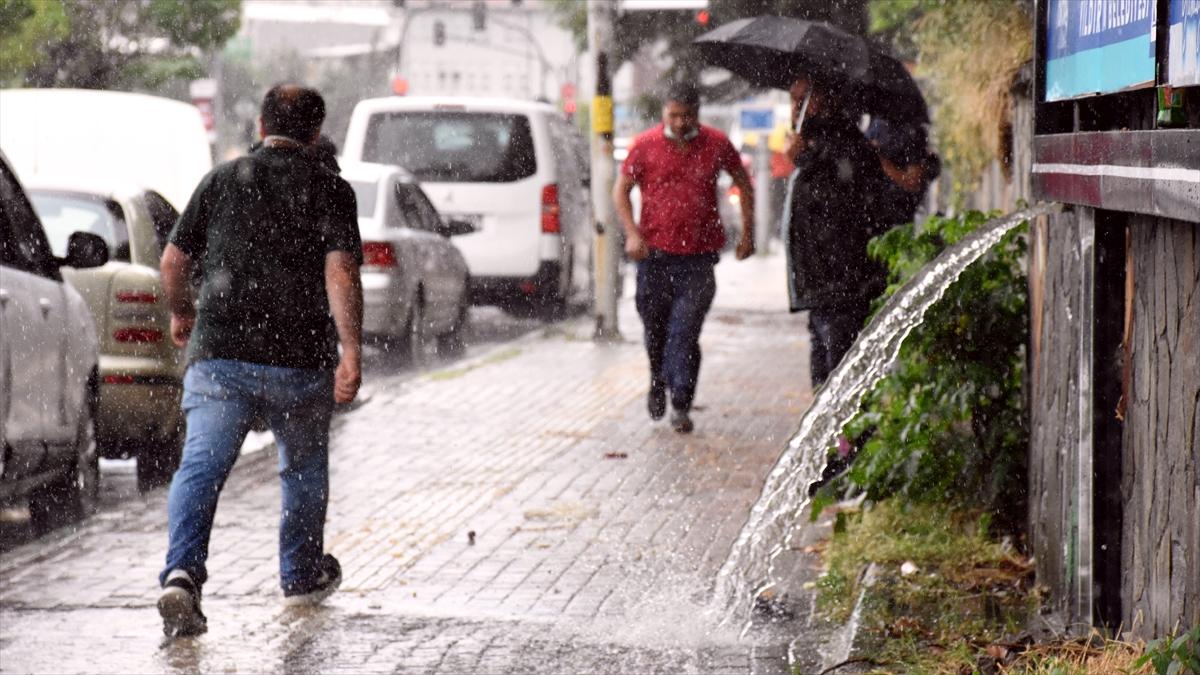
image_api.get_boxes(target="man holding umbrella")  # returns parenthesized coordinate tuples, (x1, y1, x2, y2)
(613, 82, 756, 434)
(694, 15, 931, 387)
(781, 74, 893, 386)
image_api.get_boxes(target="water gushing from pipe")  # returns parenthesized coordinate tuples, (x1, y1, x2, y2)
(711, 204, 1060, 631)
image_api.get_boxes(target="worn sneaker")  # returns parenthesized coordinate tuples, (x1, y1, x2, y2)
(647, 383, 667, 421)
(670, 408, 694, 434)
(158, 569, 207, 637)
(283, 554, 342, 606)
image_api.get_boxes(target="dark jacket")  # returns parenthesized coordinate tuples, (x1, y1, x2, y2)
(783, 115, 893, 312)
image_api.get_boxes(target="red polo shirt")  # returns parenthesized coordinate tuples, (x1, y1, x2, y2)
(621, 124, 743, 255)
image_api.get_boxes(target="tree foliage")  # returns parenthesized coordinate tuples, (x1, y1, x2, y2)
(813, 211, 1031, 533)
(0, 0, 240, 90)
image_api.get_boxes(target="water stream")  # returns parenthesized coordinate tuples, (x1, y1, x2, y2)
(711, 204, 1060, 630)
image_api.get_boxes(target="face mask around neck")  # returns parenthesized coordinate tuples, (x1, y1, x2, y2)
(664, 125, 699, 141)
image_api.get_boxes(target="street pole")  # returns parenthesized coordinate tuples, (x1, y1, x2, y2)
(588, 0, 620, 341)
(753, 140, 771, 255)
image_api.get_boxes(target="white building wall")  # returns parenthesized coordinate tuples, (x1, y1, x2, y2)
(399, 2, 578, 102)
(239, 0, 580, 104)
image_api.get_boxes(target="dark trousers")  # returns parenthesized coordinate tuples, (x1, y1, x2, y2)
(808, 298, 873, 387)
(635, 253, 718, 412)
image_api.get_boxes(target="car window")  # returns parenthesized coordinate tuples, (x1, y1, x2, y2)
(407, 184, 444, 231)
(393, 183, 428, 230)
(363, 111, 536, 183)
(0, 162, 57, 278)
(30, 191, 131, 262)
(548, 118, 581, 184)
(347, 179, 379, 219)
(141, 190, 179, 254)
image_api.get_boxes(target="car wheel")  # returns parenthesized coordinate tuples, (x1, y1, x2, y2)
(408, 293, 438, 367)
(535, 293, 568, 321)
(137, 422, 183, 492)
(436, 297, 470, 358)
(29, 395, 100, 531)
(544, 249, 574, 321)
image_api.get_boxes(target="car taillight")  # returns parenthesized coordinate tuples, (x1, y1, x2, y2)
(103, 375, 136, 385)
(362, 241, 397, 267)
(541, 184, 560, 234)
(113, 328, 163, 343)
(115, 290, 157, 304)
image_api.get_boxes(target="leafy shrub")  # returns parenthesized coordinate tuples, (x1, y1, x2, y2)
(814, 210, 1030, 530)
(1134, 626, 1200, 675)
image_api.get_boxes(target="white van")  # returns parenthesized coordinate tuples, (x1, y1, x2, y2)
(343, 96, 591, 313)
(0, 89, 212, 210)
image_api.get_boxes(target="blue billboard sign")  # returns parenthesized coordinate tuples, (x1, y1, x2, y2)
(1168, 0, 1200, 86)
(1045, 0, 1156, 100)
(738, 108, 774, 132)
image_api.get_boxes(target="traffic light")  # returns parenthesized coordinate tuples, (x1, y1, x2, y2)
(433, 20, 446, 46)
(472, 1, 486, 31)
(695, 9, 710, 25)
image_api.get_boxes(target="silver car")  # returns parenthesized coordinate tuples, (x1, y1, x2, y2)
(341, 161, 473, 363)
(1, 154, 108, 526)
(27, 181, 185, 490)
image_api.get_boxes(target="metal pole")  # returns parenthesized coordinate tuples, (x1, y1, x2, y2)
(589, 0, 620, 341)
(753, 140, 771, 255)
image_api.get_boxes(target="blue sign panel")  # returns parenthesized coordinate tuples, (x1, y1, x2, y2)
(1045, 0, 1156, 100)
(739, 108, 774, 131)
(1168, 0, 1200, 86)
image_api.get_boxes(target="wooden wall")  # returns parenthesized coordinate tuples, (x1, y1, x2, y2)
(1029, 208, 1200, 639)
(1028, 209, 1083, 623)
(1120, 216, 1200, 638)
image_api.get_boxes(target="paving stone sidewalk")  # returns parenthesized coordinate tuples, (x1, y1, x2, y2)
(0, 251, 834, 674)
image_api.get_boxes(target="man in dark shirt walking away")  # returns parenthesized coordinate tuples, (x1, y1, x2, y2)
(614, 82, 755, 434)
(155, 84, 364, 637)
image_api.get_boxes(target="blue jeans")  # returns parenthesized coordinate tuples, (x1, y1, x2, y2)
(635, 252, 718, 412)
(160, 359, 334, 592)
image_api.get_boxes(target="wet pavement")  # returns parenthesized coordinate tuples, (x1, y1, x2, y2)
(0, 307, 545, 554)
(0, 251, 833, 674)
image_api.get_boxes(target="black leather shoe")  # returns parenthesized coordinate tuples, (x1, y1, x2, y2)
(648, 384, 666, 421)
(670, 408, 694, 434)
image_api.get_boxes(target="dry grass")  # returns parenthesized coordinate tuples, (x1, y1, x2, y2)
(912, 0, 1032, 192)
(1004, 633, 1151, 674)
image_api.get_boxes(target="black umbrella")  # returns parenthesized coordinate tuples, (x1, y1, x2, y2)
(857, 49, 929, 124)
(693, 15, 928, 124)
(692, 16, 871, 91)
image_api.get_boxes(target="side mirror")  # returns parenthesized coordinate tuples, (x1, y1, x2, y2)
(438, 219, 476, 238)
(61, 232, 109, 269)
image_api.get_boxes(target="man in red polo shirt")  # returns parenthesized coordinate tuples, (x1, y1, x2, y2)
(613, 82, 755, 433)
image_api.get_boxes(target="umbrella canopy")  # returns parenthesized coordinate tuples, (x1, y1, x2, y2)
(692, 16, 870, 91)
(693, 15, 928, 125)
(855, 49, 929, 124)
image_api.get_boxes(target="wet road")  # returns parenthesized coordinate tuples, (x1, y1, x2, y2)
(0, 306, 549, 554)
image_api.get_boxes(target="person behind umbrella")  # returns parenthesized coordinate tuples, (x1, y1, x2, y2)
(782, 75, 894, 388)
(613, 82, 755, 434)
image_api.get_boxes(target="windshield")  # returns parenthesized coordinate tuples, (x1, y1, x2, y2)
(29, 191, 130, 262)
(362, 111, 536, 183)
(347, 179, 379, 218)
